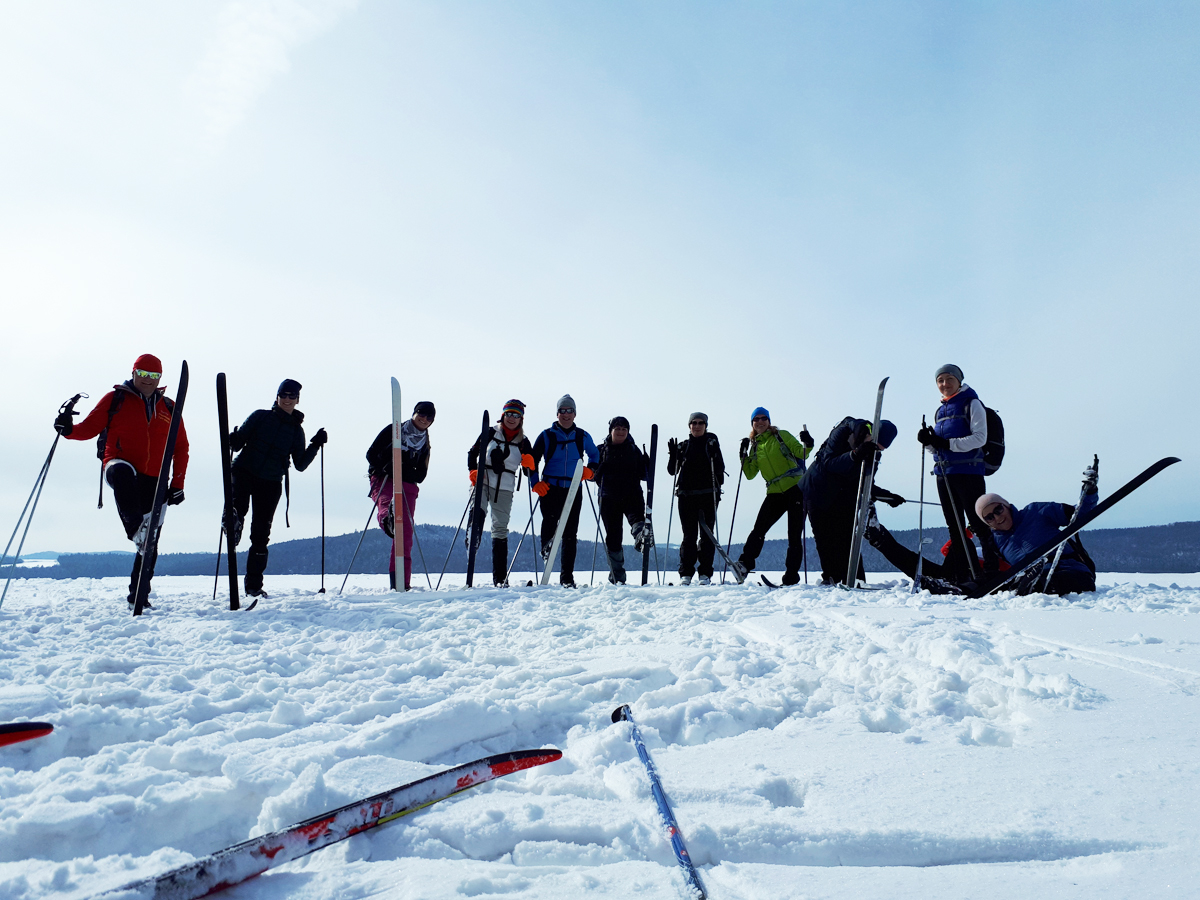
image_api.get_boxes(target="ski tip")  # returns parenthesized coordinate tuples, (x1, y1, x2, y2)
(611, 704, 631, 724)
(0, 722, 54, 748)
(879, 375, 889, 387)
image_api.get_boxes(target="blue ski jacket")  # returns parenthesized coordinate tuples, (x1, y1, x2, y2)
(933, 387, 986, 476)
(532, 423, 599, 488)
(991, 492, 1098, 575)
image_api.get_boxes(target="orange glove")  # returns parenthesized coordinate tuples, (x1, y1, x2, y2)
(469, 469, 478, 486)
(532, 482, 550, 497)
(521, 454, 535, 471)
(583, 467, 596, 481)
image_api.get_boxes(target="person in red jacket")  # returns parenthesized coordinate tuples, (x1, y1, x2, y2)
(54, 353, 188, 609)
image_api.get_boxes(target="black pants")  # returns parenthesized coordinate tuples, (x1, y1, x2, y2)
(105, 462, 158, 605)
(808, 496, 862, 585)
(677, 492, 717, 578)
(739, 485, 806, 578)
(936, 472, 1000, 578)
(540, 482, 584, 583)
(600, 490, 645, 583)
(865, 521, 966, 595)
(232, 469, 283, 593)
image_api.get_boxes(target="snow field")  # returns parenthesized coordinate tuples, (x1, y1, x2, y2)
(1, 573, 1199, 898)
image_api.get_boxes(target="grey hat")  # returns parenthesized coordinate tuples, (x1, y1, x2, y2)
(557, 394, 576, 413)
(688, 412, 708, 425)
(935, 364, 964, 383)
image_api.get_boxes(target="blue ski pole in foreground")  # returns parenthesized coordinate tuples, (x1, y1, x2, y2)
(611, 704, 706, 899)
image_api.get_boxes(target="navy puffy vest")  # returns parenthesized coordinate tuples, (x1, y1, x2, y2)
(934, 387, 985, 476)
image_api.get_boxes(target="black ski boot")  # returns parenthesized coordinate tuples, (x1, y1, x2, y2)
(492, 537, 509, 586)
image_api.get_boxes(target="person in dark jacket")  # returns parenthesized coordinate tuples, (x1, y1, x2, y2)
(595, 417, 653, 584)
(917, 364, 1000, 578)
(666, 412, 724, 585)
(804, 416, 902, 586)
(530, 394, 599, 587)
(55, 352, 188, 610)
(229, 378, 326, 598)
(366, 401, 434, 590)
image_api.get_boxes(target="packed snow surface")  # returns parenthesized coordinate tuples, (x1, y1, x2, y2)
(2, 572, 1199, 899)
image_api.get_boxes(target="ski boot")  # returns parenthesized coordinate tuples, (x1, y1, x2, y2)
(680, 575, 692, 586)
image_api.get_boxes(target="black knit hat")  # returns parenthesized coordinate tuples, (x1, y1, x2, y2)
(277, 379, 302, 396)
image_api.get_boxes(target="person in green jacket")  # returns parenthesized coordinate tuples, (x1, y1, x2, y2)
(731, 407, 813, 584)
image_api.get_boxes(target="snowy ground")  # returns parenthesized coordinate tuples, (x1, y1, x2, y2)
(2, 572, 1199, 899)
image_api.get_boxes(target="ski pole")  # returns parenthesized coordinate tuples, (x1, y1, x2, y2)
(318, 445, 326, 593)
(662, 468, 678, 584)
(585, 482, 613, 581)
(338, 499, 378, 596)
(913, 431, 927, 594)
(721, 467, 743, 584)
(436, 488, 475, 591)
(402, 491, 433, 591)
(936, 468, 979, 582)
(506, 496, 540, 583)
(212, 527, 224, 602)
(1040, 455, 1098, 592)
(589, 511, 601, 586)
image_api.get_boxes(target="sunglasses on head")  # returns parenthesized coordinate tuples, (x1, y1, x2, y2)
(982, 505, 1006, 523)
(134, 369, 161, 380)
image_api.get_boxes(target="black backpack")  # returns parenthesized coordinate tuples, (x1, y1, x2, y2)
(983, 407, 1005, 475)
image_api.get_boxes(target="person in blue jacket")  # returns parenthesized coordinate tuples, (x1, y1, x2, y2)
(530, 394, 599, 587)
(917, 364, 1001, 578)
(975, 461, 1099, 596)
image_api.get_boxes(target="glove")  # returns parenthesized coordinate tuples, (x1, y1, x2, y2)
(167, 488, 185, 506)
(54, 411, 74, 436)
(469, 469, 478, 486)
(521, 453, 535, 471)
(532, 482, 550, 497)
(1082, 462, 1099, 495)
(583, 467, 596, 481)
(310, 428, 328, 446)
(667, 437, 681, 465)
(916, 426, 949, 451)
(879, 490, 905, 508)
(799, 428, 814, 448)
(739, 437, 751, 460)
(851, 440, 879, 463)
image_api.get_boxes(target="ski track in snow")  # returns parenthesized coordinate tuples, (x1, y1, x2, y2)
(1, 574, 1199, 899)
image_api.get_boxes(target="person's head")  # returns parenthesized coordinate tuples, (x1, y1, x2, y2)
(131, 354, 163, 398)
(875, 420, 897, 449)
(501, 399, 525, 433)
(609, 416, 630, 444)
(750, 407, 770, 436)
(935, 364, 964, 399)
(976, 492, 1013, 532)
(276, 378, 302, 414)
(557, 394, 576, 429)
(688, 412, 708, 436)
(412, 401, 435, 431)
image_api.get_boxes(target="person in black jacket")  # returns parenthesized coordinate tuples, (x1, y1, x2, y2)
(595, 416, 653, 584)
(804, 416, 902, 586)
(666, 412, 724, 585)
(230, 378, 327, 598)
(366, 401, 434, 590)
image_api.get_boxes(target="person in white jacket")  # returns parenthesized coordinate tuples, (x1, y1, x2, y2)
(468, 399, 537, 586)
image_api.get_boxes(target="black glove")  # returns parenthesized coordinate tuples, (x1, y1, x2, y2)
(667, 437, 680, 465)
(799, 427, 814, 448)
(851, 440, 879, 463)
(54, 411, 74, 436)
(739, 437, 751, 460)
(878, 490, 905, 508)
(916, 426, 949, 451)
(310, 427, 328, 446)
(167, 488, 185, 506)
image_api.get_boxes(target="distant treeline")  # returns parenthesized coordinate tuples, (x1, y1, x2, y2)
(10, 520, 1200, 579)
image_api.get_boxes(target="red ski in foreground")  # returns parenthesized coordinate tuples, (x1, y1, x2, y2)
(95, 748, 562, 900)
(0, 722, 53, 748)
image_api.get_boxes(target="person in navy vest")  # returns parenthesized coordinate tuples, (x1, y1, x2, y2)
(917, 364, 1000, 579)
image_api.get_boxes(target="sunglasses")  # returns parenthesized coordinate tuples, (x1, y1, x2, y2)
(752, 416, 769, 423)
(278, 392, 299, 400)
(982, 506, 1006, 523)
(134, 369, 162, 380)
(558, 408, 575, 415)
(690, 420, 706, 426)
(504, 411, 523, 419)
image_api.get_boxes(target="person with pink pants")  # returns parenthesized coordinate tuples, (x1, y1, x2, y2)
(365, 401, 435, 590)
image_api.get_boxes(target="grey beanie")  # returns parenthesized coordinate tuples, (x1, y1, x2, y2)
(935, 364, 964, 383)
(557, 394, 576, 413)
(688, 412, 708, 425)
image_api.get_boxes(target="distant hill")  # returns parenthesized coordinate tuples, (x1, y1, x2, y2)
(10, 520, 1200, 579)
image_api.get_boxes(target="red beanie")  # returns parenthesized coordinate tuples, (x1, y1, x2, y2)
(133, 353, 163, 374)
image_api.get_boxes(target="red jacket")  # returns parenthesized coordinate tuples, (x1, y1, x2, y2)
(68, 384, 189, 488)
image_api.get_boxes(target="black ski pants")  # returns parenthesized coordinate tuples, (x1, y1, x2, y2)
(540, 482, 584, 583)
(105, 461, 159, 606)
(868, 522, 955, 588)
(738, 485, 806, 577)
(808, 496, 863, 586)
(936, 472, 1000, 578)
(677, 492, 717, 578)
(600, 490, 645, 583)
(232, 469, 283, 593)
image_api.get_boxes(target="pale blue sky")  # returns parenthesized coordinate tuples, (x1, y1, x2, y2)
(2, 1, 1196, 554)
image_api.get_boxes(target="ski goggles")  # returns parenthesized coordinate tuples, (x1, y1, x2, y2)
(133, 369, 162, 380)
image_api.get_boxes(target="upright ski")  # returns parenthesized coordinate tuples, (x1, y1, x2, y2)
(845, 376, 888, 588)
(133, 361, 189, 616)
(215, 373, 240, 611)
(642, 423, 658, 585)
(541, 459, 585, 585)
(466, 410, 491, 587)
(390, 378, 405, 590)
(0, 722, 53, 748)
(973, 456, 1181, 597)
(96, 748, 562, 900)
